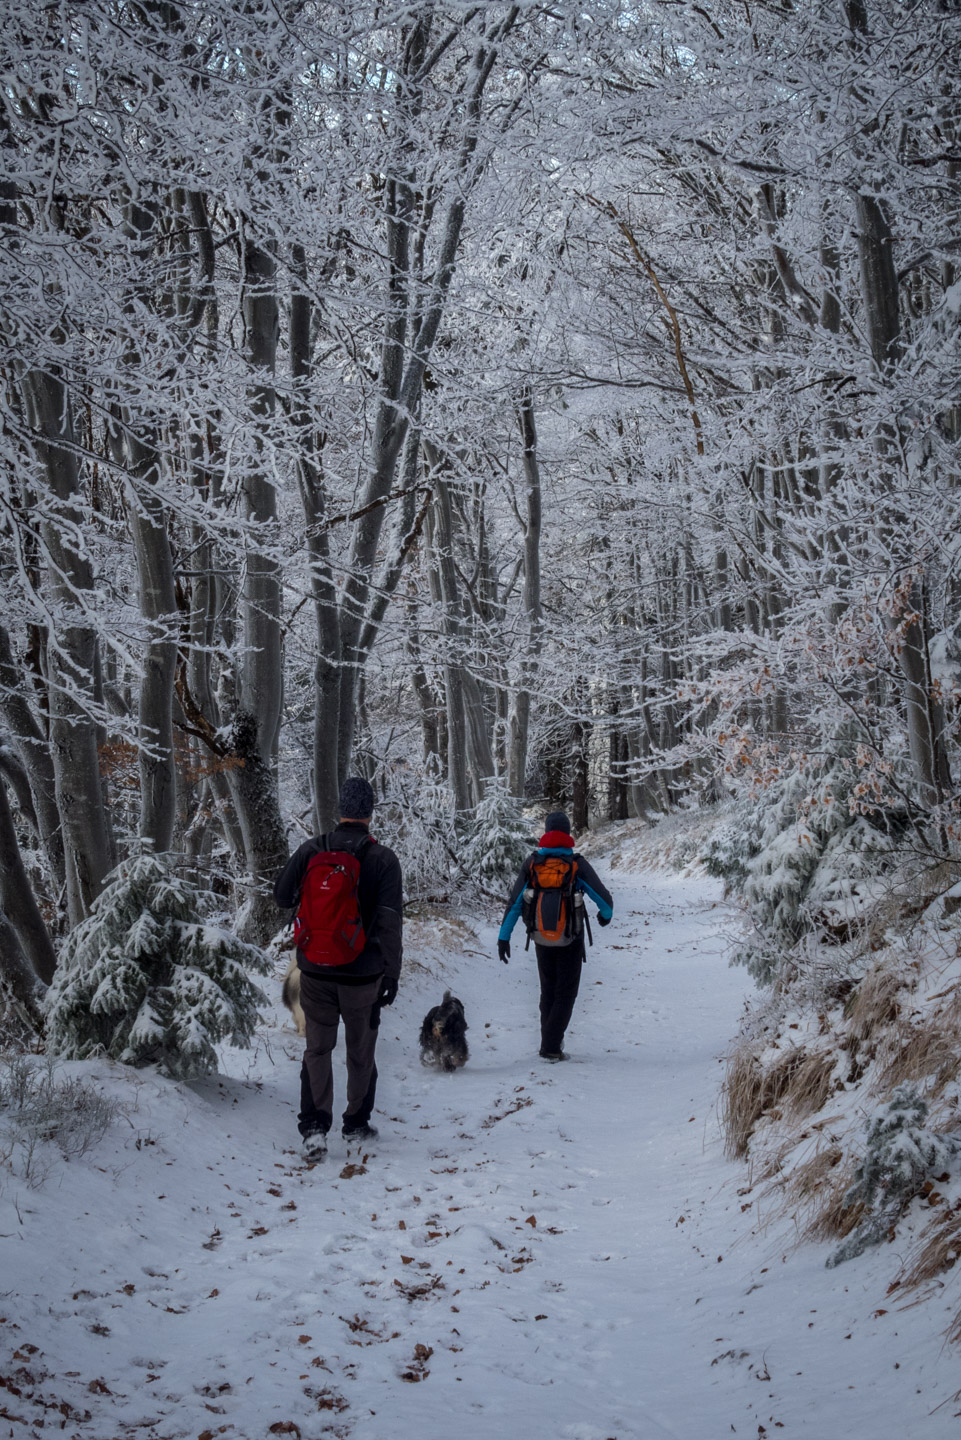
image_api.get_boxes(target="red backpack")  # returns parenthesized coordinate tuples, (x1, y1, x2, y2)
(294, 835, 372, 968)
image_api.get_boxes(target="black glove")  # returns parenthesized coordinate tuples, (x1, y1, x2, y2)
(597, 913, 611, 927)
(498, 940, 510, 964)
(377, 975, 398, 1007)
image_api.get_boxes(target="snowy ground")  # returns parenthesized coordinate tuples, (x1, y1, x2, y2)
(2, 857, 960, 1439)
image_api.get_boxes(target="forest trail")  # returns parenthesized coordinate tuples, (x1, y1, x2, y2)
(2, 863, 959, 1439)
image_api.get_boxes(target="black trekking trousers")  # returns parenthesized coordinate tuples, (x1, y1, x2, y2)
(535, 936, 585, 1053)
(297, 973, 380, 1137)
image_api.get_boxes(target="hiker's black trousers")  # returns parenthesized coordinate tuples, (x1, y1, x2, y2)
(535, 937, 584, 1053)
(297, 973, 380, 1136)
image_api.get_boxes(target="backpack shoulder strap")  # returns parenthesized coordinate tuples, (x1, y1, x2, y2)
(349, 831, 375, 860)
(326, 830, 375, 860)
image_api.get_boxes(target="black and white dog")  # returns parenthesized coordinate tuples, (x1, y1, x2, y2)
(419, 991, 469, 1072)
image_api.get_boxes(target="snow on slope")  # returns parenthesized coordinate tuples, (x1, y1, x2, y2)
(2, 853, 959, 1439)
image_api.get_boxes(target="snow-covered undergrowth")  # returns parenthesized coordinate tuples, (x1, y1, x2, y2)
(703, 778, 961, 1347)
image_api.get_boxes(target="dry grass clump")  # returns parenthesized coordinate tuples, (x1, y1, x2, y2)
(803, 1162, 863, 1243)
(761, 1141, 847, 1226)
(782, 1051, 836, 1120)
(894, 1208, 961, 1293)
(722, 1045, 834, 1160)
(786, 1144, 845, 1204)
(875, 1004, 961, 1097)
(846, 966, 903, 1044)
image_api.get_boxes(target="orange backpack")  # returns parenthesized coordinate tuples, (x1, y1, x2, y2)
(522, 855, 580, 948)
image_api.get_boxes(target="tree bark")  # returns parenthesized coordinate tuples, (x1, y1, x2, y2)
(119, 198, 179, 853)
(509, 389, 543, 798)
(0, 625, 65, 894)
(854, 168, 953, 812)
(19, 365, 113, 923)
(0, 774, 56, 984)
(426, 445, 495, 803)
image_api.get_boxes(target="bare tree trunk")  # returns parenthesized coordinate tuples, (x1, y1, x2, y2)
(0, 625, 65, 894)
(19, 366, 113, 923)
(856, 183, 953, 811)
(426, 447, 495, 802)
(290, 242, 343, 831)
(572, 712, 591, 836)
(625, 725, 656, 821)
(225, 710, 289, 942)
(0, 908, 45, 1037)
(856, 194, 901, 375)
(240, 229, 283, 764)
(425, 506, 470, 813)
(0, 775, 56, 984)
(509, 390, 543, 797)
(892, 575, 953, 813)
(203, 207, 290, 942)
(119, 198, 179, 852)
(408, 612, 442, 763)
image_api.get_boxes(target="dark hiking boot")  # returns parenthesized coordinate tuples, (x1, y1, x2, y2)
(302, 1130, 328, 1162)
(539, 1049, 567, 1062)
(342, 1122, 379, 1142)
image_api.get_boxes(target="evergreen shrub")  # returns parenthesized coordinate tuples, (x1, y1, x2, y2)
(45, 853, 270, 1079)
(827, 1084, 957, 1267)
(460, 776, 532, 897)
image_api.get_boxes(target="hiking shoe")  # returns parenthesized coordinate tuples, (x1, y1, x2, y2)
(539, 1049, 567, 1062)
(342, 1122, 378, 1142)
(301, 1130, 328, 1162)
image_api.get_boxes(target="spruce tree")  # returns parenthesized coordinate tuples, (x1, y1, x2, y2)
(827, 1085, 957, 1267)
(462, 778, 532, 895)
(45, 854, 271, 1080)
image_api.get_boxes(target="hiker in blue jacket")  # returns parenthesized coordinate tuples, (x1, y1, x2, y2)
(497, 811, 613, 1061)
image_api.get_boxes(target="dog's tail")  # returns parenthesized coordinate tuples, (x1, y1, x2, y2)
(443, 989, 452, 1002)
(282, 957, 306, 1036)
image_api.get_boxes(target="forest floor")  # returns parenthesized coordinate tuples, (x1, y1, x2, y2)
(2, 834, 961, 1440)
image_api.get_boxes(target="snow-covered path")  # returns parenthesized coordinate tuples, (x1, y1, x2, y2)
(3, 861, 960, 1439)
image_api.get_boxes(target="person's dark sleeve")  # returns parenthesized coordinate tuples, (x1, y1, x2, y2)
(498, 857, 531, 943)
(273, 839, 314, 910)
(365, 849, 404, 980)
(575, 856, 613, 920)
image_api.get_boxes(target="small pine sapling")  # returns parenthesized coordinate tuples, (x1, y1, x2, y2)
(461, 777, 532, 896)
(827, 1084, 957, 1267)
(45, 853, 271, 1080)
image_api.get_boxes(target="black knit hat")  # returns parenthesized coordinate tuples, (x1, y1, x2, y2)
(545, 810, 572, 834)
(339, 776, 375, 819)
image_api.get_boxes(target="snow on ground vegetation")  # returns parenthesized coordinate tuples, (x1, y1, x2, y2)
(2, 824, 961, 1439)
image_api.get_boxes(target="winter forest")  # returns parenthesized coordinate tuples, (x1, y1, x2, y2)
(3, 0, 961, 1435)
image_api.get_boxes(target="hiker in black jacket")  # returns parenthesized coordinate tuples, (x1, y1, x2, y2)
(274, 777, 403, 1161)
(498, 810, 613, 1062)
